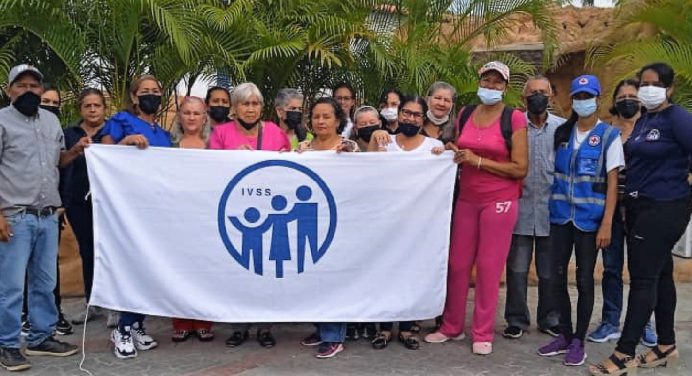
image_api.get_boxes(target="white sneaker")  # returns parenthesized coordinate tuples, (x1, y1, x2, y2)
(106, 311, 119, 329)
(111, 327, 137, 359)
(131, 322, 158, 351)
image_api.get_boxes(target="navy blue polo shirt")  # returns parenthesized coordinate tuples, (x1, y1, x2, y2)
(624, 105, 692, 201)
(102, 111, 172, 147)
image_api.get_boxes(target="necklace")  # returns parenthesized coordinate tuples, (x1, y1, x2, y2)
(475, 125, 492, 142)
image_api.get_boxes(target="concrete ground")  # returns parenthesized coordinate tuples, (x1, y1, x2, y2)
(11, 284, 691, 375)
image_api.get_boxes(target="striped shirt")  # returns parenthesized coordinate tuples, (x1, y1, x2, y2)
(0, 106, 65, 214)
(513, 112, 565, 237)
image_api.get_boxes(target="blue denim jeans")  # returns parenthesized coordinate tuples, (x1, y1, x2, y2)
(0, 213, 59, 348)
(318, 323, 346, 343)
(600, 207, 626, 327)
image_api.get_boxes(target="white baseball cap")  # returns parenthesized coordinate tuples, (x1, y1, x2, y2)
(479, 61, 510, 82)
(8, 64, 43, 86)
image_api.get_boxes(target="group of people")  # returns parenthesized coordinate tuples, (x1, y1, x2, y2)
(0, 59, 690, 375)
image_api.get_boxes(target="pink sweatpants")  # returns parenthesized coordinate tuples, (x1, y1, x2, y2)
(439, 199, 519, 342)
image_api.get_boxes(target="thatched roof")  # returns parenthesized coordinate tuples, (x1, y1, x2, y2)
(444, 6, 617, 56)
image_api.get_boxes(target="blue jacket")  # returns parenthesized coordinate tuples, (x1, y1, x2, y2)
(102, 111, 172, 147)
(549, 122, 619, 232)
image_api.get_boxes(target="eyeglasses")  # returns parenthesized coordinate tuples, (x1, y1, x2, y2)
(401, 109, 424, 119)
(334, 96, 354, 101)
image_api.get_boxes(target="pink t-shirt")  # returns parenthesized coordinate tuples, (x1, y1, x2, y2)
(457, 109, 527, 203)
(208, 120, 290, 151)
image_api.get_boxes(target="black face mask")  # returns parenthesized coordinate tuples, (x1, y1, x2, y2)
(356, 125, 380, 143)
(40, 104, 60, 117)
(208, 106, 230, 123)
(615, 99, 640, 119)
(12, 91, 41, 117)
(137, 94, 161, 115)
(397, 122, 421, 137)
(526, 93, 549, 115)
(285, 111, 302, 130)
(237, 118, 258, 130)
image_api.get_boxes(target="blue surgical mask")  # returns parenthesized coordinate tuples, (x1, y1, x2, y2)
(572, 98, 597, 117)
(477, 87, 503, 105)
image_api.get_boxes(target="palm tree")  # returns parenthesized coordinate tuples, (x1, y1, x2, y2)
(74, 0, 215, 112)
(0, 0, 85, 86)
(0, 0, 237, 116)
(1, 0, 561, 113)
(357, 0, 558, 106)
(587, 0, 692, 109)
(200, 0, 382, 110)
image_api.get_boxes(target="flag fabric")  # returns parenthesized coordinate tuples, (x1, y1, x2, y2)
(86, 145, 456, 322)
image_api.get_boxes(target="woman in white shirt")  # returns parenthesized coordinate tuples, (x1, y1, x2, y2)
(367, 96, 444, 350)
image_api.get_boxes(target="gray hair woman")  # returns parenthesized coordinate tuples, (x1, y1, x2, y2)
(424, 81, 456, 140)
(209, 82, 290, 151)
(274, 88, 309, 149)
(171, 96, 210, 149)
(208, 82, 287, 347)
(352, 105, 382, 152)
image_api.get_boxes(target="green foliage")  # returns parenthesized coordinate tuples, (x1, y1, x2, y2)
(0, 0, 558, 118)
(587, 0, 692, 109)
(353, 0, 557, 107)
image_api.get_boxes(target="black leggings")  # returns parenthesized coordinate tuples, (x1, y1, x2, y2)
(615, 198, 690, 356)
(66, 202, 95, 301)
(551, 223, 598, 342)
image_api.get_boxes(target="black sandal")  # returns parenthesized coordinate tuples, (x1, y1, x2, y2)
(371, 332, 391, 350)
(257, 330, 276, 348)
(588, 353, 636, 376)
(172, 330, 192, 343)
(637, 345, 679, 368)
(196, 329, 214, 342)
(398, 332, 420, 350)
(410, 322, 421, 334)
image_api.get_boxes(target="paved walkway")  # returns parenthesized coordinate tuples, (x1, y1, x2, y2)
(12, 285, 691, 375)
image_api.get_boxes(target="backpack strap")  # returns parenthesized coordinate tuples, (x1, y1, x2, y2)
(500, 106, 514, 152)
(455, 105, 513, 153)
(455, 104, 477, 136)
(256, 122, 264, 150)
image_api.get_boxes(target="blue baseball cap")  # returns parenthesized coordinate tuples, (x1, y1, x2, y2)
(570, 75, 601, 96)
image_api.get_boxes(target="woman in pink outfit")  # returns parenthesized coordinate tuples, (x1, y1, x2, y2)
(208, 82, 290, 152)
(208, 82, 289, 348)
(425, 61, 528, 355)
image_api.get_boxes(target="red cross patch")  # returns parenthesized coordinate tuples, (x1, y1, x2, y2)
(588, 134, 601, 146)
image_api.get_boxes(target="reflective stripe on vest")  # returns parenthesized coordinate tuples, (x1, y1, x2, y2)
(549, 122, 618, 232)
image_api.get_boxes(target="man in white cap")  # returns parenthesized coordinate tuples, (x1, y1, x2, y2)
(0, 64, 88, 371)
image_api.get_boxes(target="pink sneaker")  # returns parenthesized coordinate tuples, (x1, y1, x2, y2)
(315, 342, 344, 359)
(472, 342, 492, 355)
(424, 331, 466, 343)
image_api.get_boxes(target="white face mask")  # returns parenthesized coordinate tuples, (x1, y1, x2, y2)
(638, 85, 667, 110)
(380, 107, 398, 121)
(426, 109, 449, 125)
(572, 98, 598, 118)
(477, 87, 503, 105)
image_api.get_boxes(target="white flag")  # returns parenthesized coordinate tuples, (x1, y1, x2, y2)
(86, 145, 456, 322)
